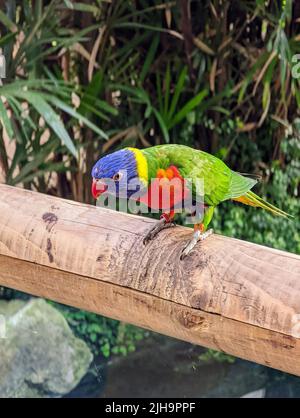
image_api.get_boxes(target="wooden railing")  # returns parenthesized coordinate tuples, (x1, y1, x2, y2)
(0, 184, 300, 376)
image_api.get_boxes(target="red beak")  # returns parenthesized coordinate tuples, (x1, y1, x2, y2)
(92, 178, 107, 199)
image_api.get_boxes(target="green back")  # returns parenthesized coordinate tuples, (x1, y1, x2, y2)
(141, 145, 257, 206)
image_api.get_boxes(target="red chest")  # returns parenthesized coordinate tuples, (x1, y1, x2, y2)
(139, 165, 191, 210)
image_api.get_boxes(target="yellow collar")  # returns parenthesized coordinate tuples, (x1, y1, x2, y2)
(126, 147, 148, 185)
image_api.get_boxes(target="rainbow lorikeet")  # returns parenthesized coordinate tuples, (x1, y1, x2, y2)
(91, 144, 291, 258)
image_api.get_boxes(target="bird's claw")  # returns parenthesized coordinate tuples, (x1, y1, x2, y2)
(143, 218, 176, 245)
(180, 228, 214, 260)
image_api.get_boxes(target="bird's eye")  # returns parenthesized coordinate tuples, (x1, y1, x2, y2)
(113, 172, 122, 181)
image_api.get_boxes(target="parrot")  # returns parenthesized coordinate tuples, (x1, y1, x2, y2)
(91, 144, 292, 259)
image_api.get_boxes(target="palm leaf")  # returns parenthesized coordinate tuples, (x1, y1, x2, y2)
(16, 91, 78, 158)
(0, 98, 14, 139)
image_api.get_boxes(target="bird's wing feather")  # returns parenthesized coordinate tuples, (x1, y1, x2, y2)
(223, 171, 258, 200)
(142, 145, 257, 206)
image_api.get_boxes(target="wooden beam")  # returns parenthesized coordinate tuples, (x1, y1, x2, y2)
(0, 184, 300, 376)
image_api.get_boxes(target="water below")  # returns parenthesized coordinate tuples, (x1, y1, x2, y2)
(66, 334, 300, 398)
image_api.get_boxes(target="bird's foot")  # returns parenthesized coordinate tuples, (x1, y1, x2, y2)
(143, 216, 176, 245)
(180, 228, 214, 260)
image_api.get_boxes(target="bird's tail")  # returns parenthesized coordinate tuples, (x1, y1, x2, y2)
(233, 191, 293, 218)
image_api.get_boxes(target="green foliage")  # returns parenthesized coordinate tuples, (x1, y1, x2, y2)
(53, 304, 148, 358)
(1, 0, 300, 197)
(212, 131, 300, 254)
(0, 0, 115, 191)
(199, 349, 236, 365)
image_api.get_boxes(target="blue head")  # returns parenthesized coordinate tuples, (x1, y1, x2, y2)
(91, 148, 148, 199)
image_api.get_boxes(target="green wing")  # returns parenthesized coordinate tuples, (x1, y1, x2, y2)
(142, 144, 257, 206)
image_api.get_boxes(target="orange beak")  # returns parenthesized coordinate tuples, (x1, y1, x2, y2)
(92, 178, 107, 199)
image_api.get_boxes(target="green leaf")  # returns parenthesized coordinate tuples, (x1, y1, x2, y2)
(80, 70, 105, 117)
(0, 31, 16, 47)
(16, 91, 78, 158)
(7, 96, 37, 131)
(10, 138, 58, 185)
(156, 72, 163, 114)
(262, 82, 270, 110)
(210, 106, 231, 116)
(238, 52, 269, 103)
(6, 97, 31, 144)
(63, 1, 99, 14)
(0, 10, 17, 33)
(114, 22, 181, 39)
(79, 101, 110, 122)
(168, 89, 209, 129)
(92, 99, 118, 117)
(263, 55, 277, 83)
(113, 84, 150, 105)
(294, 87, 300, 108)
(167, 66, 187, 121)
(112, 32, 150, 61)
(46, 96, 108, 140)
(0, 98, 14, 139)
(140, 34, 160, 83)
(152, 107, 170, 143)
(13, 161, 66, 186)
(163, 62, 171, 117)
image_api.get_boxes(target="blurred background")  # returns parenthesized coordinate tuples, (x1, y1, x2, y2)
(0, 0, 299, 398)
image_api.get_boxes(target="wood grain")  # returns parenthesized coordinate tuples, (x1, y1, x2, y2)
(0, 184, 300, 375)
